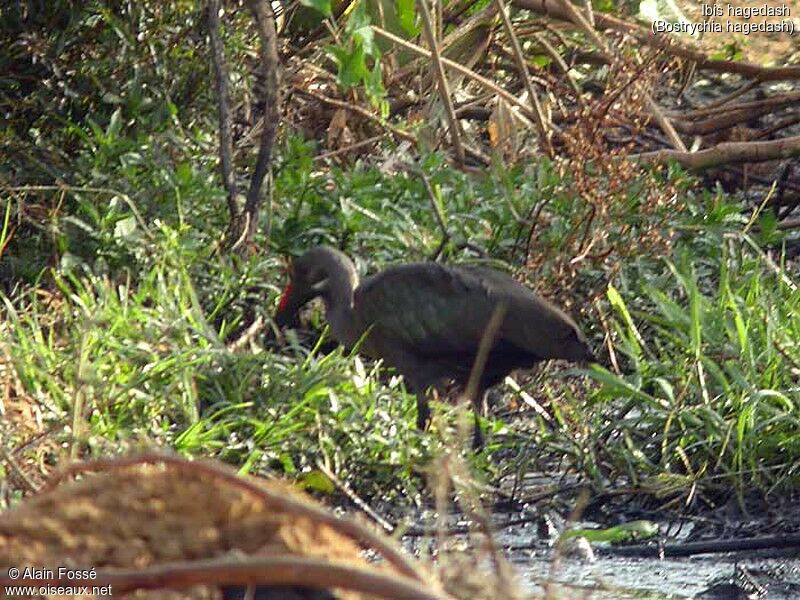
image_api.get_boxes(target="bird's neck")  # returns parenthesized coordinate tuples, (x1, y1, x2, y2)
(323, 263, 361, 348)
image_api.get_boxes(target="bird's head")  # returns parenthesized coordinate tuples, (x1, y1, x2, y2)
(274, 246, 357, 328)
(558, 321, 597, 364)
(526, 295, 597, 364)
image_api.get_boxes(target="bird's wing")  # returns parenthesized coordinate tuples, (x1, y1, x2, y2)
(354, 263, 523, 357)
(461, 266, 580, 352)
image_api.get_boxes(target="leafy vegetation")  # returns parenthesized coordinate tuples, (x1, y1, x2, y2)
(1, 0, 798, 513)
(582, 198, 800, 499)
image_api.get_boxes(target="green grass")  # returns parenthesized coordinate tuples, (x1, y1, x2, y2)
(582, 234, 800, 494)
(2, 0, 798, 508)
(3, 159, 798, 506)
(0, 218, 434, 501)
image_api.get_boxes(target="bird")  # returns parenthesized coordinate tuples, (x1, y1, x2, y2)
(274, 245, 595, 447)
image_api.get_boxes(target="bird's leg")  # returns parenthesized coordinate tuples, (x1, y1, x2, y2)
(471, 387, 488, 450)
(471, 413, 483, 449)
(416, 391, 431, 431)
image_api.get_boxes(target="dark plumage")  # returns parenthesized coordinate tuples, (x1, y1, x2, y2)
(275, 246, 595, 446)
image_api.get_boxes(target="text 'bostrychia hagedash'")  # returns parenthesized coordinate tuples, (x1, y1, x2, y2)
(274, 246, 595, 447)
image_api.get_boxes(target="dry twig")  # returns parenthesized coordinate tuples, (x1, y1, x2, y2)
(532, 31, 583, 101)
(0, 447, 39, 494)
(374, 26, 545, 125)
(297, 86, 418, 143)
(493, 0, 553, 155)
(316, 460, 395, 534)
(417, 0, 466, 164)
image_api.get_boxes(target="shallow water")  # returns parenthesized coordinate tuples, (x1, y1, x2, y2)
(510, 551, 799, 598)
(401, 513, 800, 599)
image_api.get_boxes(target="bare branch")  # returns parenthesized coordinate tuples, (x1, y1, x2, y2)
(207, 0, 239, 223)
(296, 86, 417, 143)
(242, 0, 282, 245)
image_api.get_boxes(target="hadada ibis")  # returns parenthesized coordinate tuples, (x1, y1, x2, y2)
(274, 246, 595, 447)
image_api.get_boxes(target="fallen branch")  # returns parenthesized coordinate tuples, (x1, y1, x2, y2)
(632, 135, 800, 169)
(671, 108, 768, 136)
(696, 80, 760, 111)
(674, 91, 800, 121)
(758, 115, 800, 141)
(601, 533, 800, 558)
